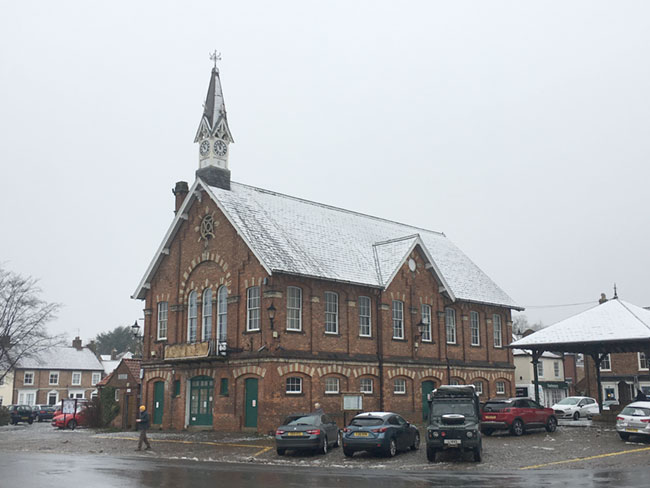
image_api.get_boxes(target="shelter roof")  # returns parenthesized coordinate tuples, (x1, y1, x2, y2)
(510, 299, 650, 354)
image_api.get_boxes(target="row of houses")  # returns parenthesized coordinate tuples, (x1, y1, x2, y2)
(0, 337, 134, 408)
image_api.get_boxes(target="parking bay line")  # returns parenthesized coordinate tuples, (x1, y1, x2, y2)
(520, 446, 650, 470)
(94, 435, 273, 457)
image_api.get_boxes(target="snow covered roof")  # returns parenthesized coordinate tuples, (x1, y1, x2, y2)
(134, 179, 521, 310)
(510, 299, 650, 353)
(17, 347, 104, 371)
(100, 352, 133, 374)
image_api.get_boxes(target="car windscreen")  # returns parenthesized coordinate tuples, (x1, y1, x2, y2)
(351, 417, 384, 427)
(431, 401, 477, 417)
(482, 401, 512, 412)
(621, 406, 650, 417)
(556, 398, 580, 405)
(284, 415, 319, 426)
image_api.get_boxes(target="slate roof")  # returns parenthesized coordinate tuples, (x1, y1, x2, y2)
(510, 299, 650, 351)
(17, 347, 104, 371)
(134, 179, 521, 310)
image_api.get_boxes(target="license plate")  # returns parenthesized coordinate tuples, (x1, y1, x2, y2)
(444, 439, 461, 446)
(287, 432, 304, 436)
(354, 432, 370, 437)
(626, 428, 638, 432)
(484, 415, 496, 420)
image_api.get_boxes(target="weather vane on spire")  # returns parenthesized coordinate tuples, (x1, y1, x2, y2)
(210, 50, 221, 69)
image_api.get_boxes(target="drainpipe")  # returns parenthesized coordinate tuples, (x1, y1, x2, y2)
(375, 290, 384, 411)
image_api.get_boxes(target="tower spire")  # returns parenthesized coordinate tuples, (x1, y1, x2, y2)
(194, 52, 233, 190)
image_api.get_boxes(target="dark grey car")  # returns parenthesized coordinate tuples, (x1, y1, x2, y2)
(275, 413, 340, 455)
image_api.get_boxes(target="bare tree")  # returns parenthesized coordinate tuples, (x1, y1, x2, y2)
(0, 266, 62, 383)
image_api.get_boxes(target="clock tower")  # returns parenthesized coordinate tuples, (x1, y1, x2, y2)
(194, 52, 234, 190)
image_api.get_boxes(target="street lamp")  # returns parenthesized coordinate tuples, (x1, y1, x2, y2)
(267, 302, 276, 329)
(415, 320, 432, 348)
(131, 320, 141, 339)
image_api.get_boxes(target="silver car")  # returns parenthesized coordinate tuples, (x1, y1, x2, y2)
(552, 396, 599, 420)
(616, 401, 650, 441)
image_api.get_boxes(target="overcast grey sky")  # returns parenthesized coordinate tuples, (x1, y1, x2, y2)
(1, 1, 648, 342)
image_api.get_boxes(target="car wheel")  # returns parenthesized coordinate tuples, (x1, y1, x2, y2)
(510, 419, 524, 436)
(276, 448, 286, 456)
(343, 448, 354, 457)
(320, 435, 328, 455)
(28, 418, 33, 425)
(573, 411, 580, 421)
(545, 416, 557, 433)
(619, 432, 630, 441)
(387, 438, 397, 457)
(473, 447, 482, 462)
(410, 432, 420, 451)
(68, 419, 77, 430)
(426, 446, 437, 462)
(334, 430, 341, 448)
(483, 429, 494, 436)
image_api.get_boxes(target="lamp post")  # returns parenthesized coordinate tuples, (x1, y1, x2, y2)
(415, 320, 432, 349)
(267, 302, 276, 329)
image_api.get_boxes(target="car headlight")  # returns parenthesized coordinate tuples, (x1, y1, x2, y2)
(466, 431, 474, 438)
(432, 431, 439, 438)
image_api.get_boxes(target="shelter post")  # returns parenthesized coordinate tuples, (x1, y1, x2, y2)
(531, 350, 542, 405)
(590, 352, 608, 412)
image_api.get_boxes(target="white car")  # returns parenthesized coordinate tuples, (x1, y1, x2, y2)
(616, 401, 650, 441)
(552, 396, 599, 420)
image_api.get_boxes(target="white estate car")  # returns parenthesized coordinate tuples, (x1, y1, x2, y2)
(616, 401, 650, 441)
(552, 396, 599, 420)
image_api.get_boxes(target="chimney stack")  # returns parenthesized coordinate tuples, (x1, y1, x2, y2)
(111, 348, 118, 361)
(72, 336, 82, 350)
(599, 293, 607, 304)
(173, 181, 189, 214)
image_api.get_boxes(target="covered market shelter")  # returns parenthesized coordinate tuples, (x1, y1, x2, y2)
(509, 297, 650, 410)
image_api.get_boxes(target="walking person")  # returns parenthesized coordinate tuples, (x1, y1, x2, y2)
(313, 402, 324, 415)
(136, 405, 152, 451)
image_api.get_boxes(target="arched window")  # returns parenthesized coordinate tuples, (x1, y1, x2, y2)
(202, 289, 212, 342)
(217, 286, 228, 342)
(188, 290, 198, 343)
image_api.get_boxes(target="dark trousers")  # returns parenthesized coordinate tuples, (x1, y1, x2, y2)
(138, 428, 151, 449)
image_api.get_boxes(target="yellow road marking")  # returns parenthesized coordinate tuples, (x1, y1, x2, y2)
(520, 446, 650, 470)
(94, 435, 272, 457)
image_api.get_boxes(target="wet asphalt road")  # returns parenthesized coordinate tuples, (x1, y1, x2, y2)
(2, 421, 650, 486)
(2, 452, 650, 488)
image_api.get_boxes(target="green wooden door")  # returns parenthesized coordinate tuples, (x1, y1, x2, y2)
(244, 378, 258, 428)
(189, 376, 214, 426)
(153, 381, 164, 424)
(422, 380, 436, 421)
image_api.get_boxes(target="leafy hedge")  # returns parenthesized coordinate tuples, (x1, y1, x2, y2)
(0, 406, 9, 426)
(86, 387, 120, 428)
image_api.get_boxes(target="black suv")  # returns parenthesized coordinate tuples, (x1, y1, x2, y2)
(426, 385, 482, 462)
(8, 405, 34, 425)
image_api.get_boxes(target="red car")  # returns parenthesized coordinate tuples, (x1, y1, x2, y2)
(51, 407, 89, 430)
(481, 398, 557, 436)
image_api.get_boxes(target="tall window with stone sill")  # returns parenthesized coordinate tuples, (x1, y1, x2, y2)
(392, 300, 404, 339)
(287, 286, 302, 331)
(325, 291, 338, 334)
(217, 286, 228, 342)
(202, 289, 212, 341)
(470, 311, 480, 346)
(188, 290, 198, 343)
(493, 314, 502, 348)
(157, 301, 168, 340)
(420, 305, 432, 342)
(359, 296, 371, 337)
(445, 308, 456, 344)
(247, 286, 260, 331)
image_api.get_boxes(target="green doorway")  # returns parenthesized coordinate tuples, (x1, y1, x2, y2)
(421, 380, 436, 421)
(153, 381, 164, 425)
(244, 378, 258, 428)
(189, 376, 214, 426)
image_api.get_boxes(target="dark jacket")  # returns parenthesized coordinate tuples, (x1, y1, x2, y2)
(138, 411, 150, 430)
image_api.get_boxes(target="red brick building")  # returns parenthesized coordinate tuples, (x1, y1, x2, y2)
(97, 358, 142, 430)
(132, 65, 522, 433)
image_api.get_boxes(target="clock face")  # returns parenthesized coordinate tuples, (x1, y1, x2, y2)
(214, 140, 227, 157)
(199, 140, 210, 156)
